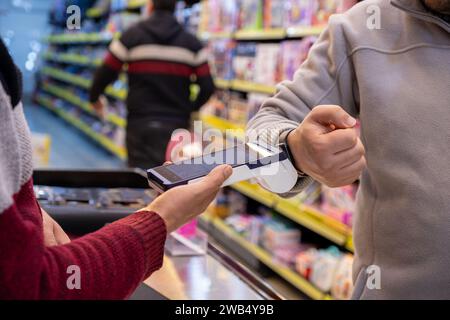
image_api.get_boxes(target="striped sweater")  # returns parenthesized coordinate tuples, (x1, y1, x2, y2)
(0, 40, 167, 299)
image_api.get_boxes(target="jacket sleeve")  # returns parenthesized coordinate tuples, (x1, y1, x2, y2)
(246, 15, 359, 196)
(89, 38, 129, 103)
(0, 183, 167, 300)
(192, 48, 215, 111)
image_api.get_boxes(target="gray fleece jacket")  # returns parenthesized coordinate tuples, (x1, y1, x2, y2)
(247, 0, 450, 299)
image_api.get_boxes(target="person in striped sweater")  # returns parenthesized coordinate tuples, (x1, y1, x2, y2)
(89, 0, 215, 169)
(0, 38, 232, 300)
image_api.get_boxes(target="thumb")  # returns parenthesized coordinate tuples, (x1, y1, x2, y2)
(310, 105, 357, 132)
(201, 165, 233, 189)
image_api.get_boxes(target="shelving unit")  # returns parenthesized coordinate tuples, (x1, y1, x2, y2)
(41, 83, 126, 128)
(46, 32, 119, 45)
(43, 52, 102, 67)
(201, 214, 333, 300)
(36, 95, 127, 160)
(41, 66, 127, 101)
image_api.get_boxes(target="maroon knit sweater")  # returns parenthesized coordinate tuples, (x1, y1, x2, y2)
(0, 42, 167, 300)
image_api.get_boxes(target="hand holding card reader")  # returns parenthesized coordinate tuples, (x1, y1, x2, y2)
(147, 142, 298, 194)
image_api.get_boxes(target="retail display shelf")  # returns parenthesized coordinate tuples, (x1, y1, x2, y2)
(214, 78, 276, 95)
(86, 7, 106, 18)
(41, 67, 127, 101)
(43, 52, 102, 67)
(234, 28, 287, 40)
(214, 78, 231, 90)
(127, 0, 148, 9)
(46, 32, 119, 44)
(199, 27, 325, 41)
(41, 83, 126, 128)
(36, 95, 127, 160)
(200, 114, 245, 140)
(198, 31, 234, 41)
(201, 214, 332, 300)
(286, 26, 325, 38)
(232, 181, 353, 251)
(231, 79, 277, 95)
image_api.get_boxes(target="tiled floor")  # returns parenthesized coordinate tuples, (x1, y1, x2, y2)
(24, 101, 124, 170)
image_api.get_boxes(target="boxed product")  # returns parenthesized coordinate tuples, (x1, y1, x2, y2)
(309, 247, 342, 292)
(206, 0, 239, 33)
(208, 40, 236, 80)
(279, 37, 316, 81)
(320, 184, 357, 228)
(264, 0, 287, 29)
(239, 0, 264, 30)
(286, 0, 315, 27)
(262, 218, 301, 251)
(331, 254, 354, 300)
(254, 44, 281, 86)
(232, 42, 257, 82)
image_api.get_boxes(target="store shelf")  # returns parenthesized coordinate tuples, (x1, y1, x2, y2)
(231, 79, 277, 95)
(274, 198, 350, 247)
(46, 32, 119, 44)
(127, 0, 147, 9)
(41, 66, 126, 101)
(202, 215, 331, 300)
(36, 95, 127, 160)
(234, 28, 286, 40)
(198, 31, 234, 41)
(214, 78, 231, 90)
(286, 26, 325, 38)
(200, 114, 245, 141)
(232, 181, 352, 250)
(43, 52, 102, 67)
(86, 7, 107, 18)
(41, 83, 126, 128)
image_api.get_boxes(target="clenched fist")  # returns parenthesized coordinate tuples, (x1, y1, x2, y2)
(287, 105, 366, 188)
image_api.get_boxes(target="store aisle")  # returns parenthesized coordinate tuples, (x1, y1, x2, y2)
(24, 101, 124, 169)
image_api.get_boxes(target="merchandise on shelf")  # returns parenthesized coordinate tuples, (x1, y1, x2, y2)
(233, 42, 257, 82)
(279, 37, 316, 81)
(208, 40, 236, 80)
(295, 247, 354, 299)
(254, 44, 281, 86)
(239, 0, 264, 30)
(203, 0, 239, 34)
(320, 185, 357, 228)
(264, 0, 288, 29)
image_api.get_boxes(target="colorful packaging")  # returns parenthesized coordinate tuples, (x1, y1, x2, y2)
(331, 254, 354, 300)
(310, 247, 342, 292)
(264, 0, 287, 29)
(239, 0, 264, 30)
(232, 42, 257, 82)
(254, 44, 281, 86)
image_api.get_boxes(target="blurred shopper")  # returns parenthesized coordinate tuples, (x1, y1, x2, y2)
(0, 38, 231, 299)
(90, 0, 215, 169)
(248, 0, 450, 299)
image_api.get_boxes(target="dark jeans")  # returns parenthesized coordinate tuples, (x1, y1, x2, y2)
(126, 118, 189, 170)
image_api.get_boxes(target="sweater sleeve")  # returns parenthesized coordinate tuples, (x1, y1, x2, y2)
(89, 39, 128, 103)
(246, 14, 359, 196)
(0, 181, 167, 300)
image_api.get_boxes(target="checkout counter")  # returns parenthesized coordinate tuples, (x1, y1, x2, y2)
(33, 169, 282, 301)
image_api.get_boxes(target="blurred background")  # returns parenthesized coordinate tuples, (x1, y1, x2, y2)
(1, 0, 360, 300)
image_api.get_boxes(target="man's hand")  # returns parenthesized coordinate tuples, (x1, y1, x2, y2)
(143, 165, 233, 233)
(41, 209, 71, 247)
(287, 105, 366, 188)
(90, 96, 107, 118)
